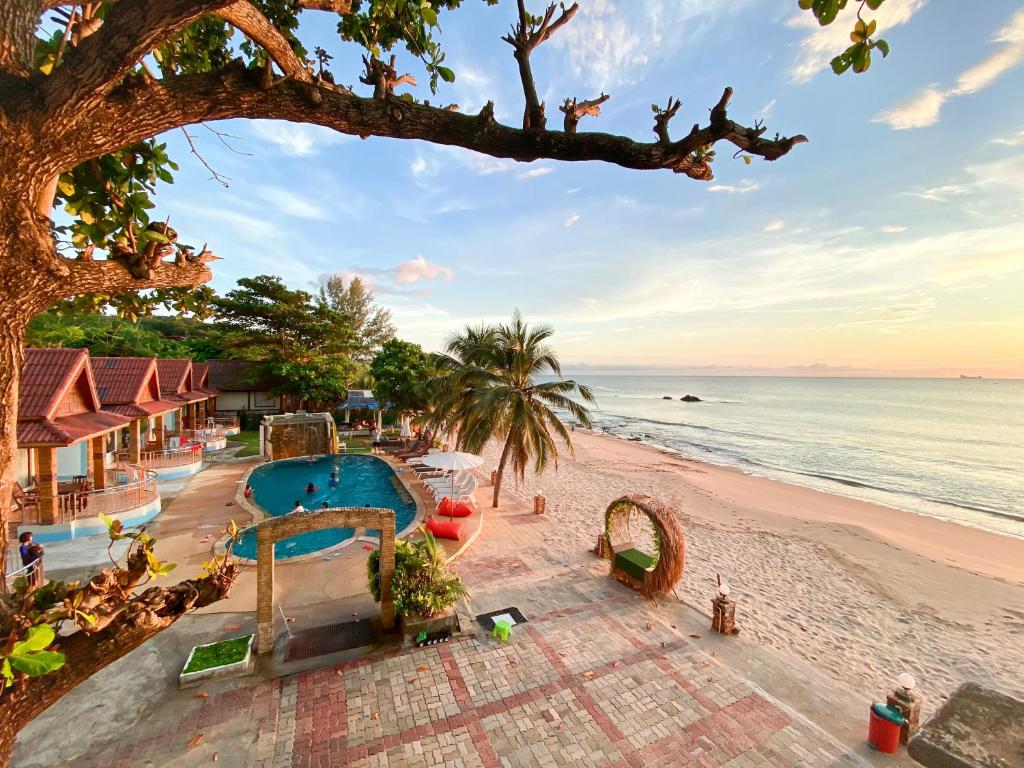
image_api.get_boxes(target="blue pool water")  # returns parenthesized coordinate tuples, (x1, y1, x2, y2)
(232, 454, 417, 560)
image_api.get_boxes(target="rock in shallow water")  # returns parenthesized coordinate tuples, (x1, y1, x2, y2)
(680, 395, 702, 402)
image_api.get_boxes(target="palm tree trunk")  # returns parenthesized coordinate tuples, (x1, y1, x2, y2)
(492, 431, 515, 508)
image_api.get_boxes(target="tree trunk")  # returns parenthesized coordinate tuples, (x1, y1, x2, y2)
(492, 431, 516, 508)
(0, 158, 62, 576)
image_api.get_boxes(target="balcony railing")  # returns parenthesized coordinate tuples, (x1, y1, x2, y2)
(170, 427, 227, 446)
(23, 468, 160, 525)
(205, 416, 238, 430)
(117, 445, 201, 470)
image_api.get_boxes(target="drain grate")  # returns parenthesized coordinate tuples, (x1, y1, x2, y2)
(285, 618, 377, 662)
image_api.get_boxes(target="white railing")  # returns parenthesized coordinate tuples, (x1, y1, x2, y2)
(177, 427, 227, 445)
(47, 468, 159, 523)
(118, 445, 201, 469)
(206, 416, 238, 430)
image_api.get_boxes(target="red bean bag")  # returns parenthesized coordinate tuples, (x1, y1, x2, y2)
(425, 515, 464, 541)
(437, 498, 473, 518)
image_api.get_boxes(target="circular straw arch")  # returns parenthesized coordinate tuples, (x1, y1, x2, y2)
(603, 494, 686, 598)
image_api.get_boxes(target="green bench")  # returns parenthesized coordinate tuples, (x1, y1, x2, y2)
(614, 548, 655, 582)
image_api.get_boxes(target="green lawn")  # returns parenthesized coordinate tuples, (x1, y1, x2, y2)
(182, 635, 252, 673)
(232, 430, 261, 457)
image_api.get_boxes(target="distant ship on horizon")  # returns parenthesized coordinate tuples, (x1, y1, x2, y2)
(959, 374, 983, 379)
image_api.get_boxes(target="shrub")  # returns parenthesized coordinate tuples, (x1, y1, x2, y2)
(366, 531, 467, 618)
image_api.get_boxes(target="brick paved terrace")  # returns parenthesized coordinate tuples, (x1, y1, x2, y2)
(12, 469, 911, 768)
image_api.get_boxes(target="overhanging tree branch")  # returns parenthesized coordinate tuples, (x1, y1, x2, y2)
(78, 68, 806, 182)
(39, 0, 232, 122)
(502, 0, 579, 129)
(217, 1, 312, 82)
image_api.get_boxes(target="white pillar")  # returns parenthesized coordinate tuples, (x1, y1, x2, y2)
(376, 410, 382, 431)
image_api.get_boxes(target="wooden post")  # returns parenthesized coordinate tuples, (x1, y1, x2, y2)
(153, 414, 164, 449)
(198, 400, 207, 426)
(37, 447, 58, 525)
(91, 436, 106, 490)
(127, 419, 141, 464)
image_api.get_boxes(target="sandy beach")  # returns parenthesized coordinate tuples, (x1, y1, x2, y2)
(481, 428, 1024, 715)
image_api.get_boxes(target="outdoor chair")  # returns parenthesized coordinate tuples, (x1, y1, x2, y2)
(11, 482, 39, 519)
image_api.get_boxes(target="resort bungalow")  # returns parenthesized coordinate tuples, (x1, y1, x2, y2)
(338, 389, 386, 434)
(13, 348, 161, 542)
(156, 359, 226, 451)
(91, 357, 203, 480)
(206, 359, 282, 417)
(193, 362, 238, 435)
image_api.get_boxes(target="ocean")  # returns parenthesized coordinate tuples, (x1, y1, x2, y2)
(560, 376, 1024, 539)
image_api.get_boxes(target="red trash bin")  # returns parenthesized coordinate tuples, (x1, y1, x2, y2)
(868, 704, 904, 753)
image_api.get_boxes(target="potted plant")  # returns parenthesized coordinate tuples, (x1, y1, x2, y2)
(367, 530, 467, 644)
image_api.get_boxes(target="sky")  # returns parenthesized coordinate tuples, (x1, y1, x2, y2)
(151, 0, 1024, 378)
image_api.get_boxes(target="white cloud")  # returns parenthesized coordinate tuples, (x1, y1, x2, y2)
(708, 180, 761, 194)
(253, 186, 328, 220)
(249, 121, 347, 156)
(564, 212, 581, 228)
(950, 9, 1024, 95)
(873, 9, 1024, 130)
(786, 0, 926, 85)
(763, 219, 785, 232)
(758, 98, 777, 118)
(910, 183, 970, 203)
(409, 154, 435, 179)
(322, 255, 453, 297)
(872, 87, 947, 130)
(992, 127, 1024, 146)
(393, 254, 453, 284)
(553, 0, 750, 89)
(519, 166, 554, 179)
(881, 225, 908, 233)
(566, 187, 582, 195)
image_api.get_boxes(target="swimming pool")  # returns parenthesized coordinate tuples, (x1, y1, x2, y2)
(232, 454, 417, 560)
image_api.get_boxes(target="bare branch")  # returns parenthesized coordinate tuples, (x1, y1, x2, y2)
(359, 54, 416, 99)
(75, 67, 806, 184)
(653, 97, 682, 144)
(559, 93, 608, 134)
(181, 127, 230, 186)
(503, 1, 579, 130)
(217, 1, 312, 82)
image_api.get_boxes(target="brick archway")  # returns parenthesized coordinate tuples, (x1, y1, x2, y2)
(255, 507, 396, 655)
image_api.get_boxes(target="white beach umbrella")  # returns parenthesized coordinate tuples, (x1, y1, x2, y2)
(419, 451, 483, 511)
(400, 417, 413, 439)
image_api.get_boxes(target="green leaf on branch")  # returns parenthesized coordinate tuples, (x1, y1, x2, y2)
(4, 625, 66, 683)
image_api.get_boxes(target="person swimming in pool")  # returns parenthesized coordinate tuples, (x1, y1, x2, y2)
(305, 482, 318, 494)
(328, 472, 338, 487)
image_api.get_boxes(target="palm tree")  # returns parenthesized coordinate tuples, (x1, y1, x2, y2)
(437, 311, 595, 507)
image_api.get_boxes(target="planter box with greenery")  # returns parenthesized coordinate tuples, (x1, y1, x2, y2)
(179, 634, 255, 689)
(367, 531, 467, 645)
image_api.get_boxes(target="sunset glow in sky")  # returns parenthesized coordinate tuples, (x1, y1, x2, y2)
(154, 1, 1024, 378)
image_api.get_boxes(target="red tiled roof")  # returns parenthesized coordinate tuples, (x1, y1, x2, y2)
(104, 401, 179, 419)
(91, 357, 157, 404)
(19, 348, 94, 420)
(17, 411, 132, 447)
(91, 357, 180, 418)
(191, 362, 218, 397)
(19, 348, 132, 447)
(156, 359, 192, 396)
